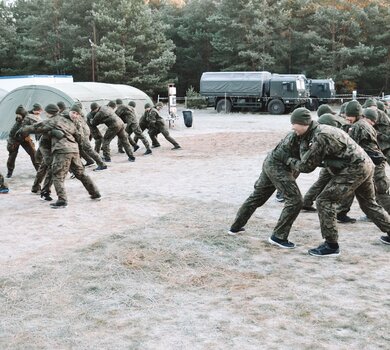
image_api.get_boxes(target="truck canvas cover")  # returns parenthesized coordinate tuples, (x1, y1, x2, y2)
(200, 71, 272, 97)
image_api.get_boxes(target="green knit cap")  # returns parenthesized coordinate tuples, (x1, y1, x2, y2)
(128, 101, 136, 107)
(363, 108, 378, 122)
(318, 113, 346, 128)
(339, 102, 348, 115)
(144, 103, 152, 109)
(290, 107, 312, 125)
(317, 104, 336, 117)
(363, 98, 377, 108)
(44, 103, 59, 115)
(70, 104, 82, 113)
(345, 100, 363, 117)
(377, 101, 385, 112)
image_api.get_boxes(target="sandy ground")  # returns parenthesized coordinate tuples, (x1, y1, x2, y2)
(0, 108, 389, 349)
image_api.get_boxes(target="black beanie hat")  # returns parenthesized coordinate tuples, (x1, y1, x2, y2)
(290, 107, 312, 125)
(57, 101, 66, 110)
(15, 105, 27, 117)
(129, 101, 136, 107)
(44, 103, 59, 115)
(70, 104, 82, 113)
(90, 102, 99, 111)
(115, 98, 123, 105)
(108, 101, 116, 108)
(33, 103, 42, 112)
(144, 102, 152, 109)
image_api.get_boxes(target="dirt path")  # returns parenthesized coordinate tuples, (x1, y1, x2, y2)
(0, 109, 389, 349)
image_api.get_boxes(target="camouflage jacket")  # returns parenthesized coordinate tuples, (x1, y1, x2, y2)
(115, 105, 137, 125)
(23, 113, 81, 154)
(288, 122, 369, 174)
(348, 118, 384, 158)
(145, 108, 165, 129)
(269, 131, 301, 165)
(8, 113, 40, 143)
(374, 109, 390, 151)
(91, 106, 123, 128)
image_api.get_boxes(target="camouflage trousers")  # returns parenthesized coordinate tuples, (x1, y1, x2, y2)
(316, 160, 390, 242)
(303, 168, 354, 215)
(148, 124, 179, 148)
(102, 125, 134, 159)
(230, 156, 303, 239)
(7, 137, 39, 173)
(80, 137, 105, 167)
(90, 126, 103, 153)
(373, 161, 390, 214)
(32, 145, 53, 195)
(51, 152, 100, 202)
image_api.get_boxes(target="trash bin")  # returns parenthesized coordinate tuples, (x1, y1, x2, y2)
(182, 110, 193, 128)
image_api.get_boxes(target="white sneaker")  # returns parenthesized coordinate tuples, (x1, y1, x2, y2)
(227, 227, 245, 236)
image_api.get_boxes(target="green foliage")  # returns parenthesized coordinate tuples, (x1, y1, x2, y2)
(185, 86, 207, 109)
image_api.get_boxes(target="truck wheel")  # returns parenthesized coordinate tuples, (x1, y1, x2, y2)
(267, 100, 285, 114)
(216, 99, 232, 113)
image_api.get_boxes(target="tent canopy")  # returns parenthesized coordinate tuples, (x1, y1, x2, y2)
(0, 82, 152, 139)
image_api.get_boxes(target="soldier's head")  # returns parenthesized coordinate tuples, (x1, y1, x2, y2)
(155, 102, 164, 110)
(15, 105, 27, 118)
(116, 98, 123, 105)
(345, 100, 363, 124)
(129, 101, 136, 107)
(31, 103, 43, 115)
(317, 104, 336, 117)
(362, 108, 378, 126)
(339, 102, 348, 117)
(108, 100, 117, 110)
(57, 101, 66, 112)
(363, 98, 377, 110)
(144, 102, 152, 110)
(69, 104, 82, 120)
(290, 107, 312, 136)
(317, 113, 346, 128)
(377, 100, 385, 112)
(44, 103, 60, 117)
(90, 102, 100, 112)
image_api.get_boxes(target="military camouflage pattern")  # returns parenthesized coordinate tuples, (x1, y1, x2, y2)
(231, 132, 303, 239)
(86, 111, 103, 153)
(288, 123, 390, 242)
(51, 152, 100, 202)
(91, 106, 134, 159)
(374, 109, 390, 164)
(32, 137, 53, 195)
(145, 108, 180, 148)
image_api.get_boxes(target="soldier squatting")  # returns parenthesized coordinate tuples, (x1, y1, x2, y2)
(1, 98, 389, 256)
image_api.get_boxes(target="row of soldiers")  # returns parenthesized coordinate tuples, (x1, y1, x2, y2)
(228, 98, 390, 256)
(0, 99, 181, 208)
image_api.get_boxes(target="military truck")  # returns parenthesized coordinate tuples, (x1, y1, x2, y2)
(307, 78, 336, 110)
(199, 71, 309, 114)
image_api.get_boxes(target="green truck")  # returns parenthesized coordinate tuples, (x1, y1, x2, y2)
(307, 78, 336, 110)
(200, 71, 310, 114)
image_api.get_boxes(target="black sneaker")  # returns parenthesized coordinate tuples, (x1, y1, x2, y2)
(302, 206, 317, 212)
(0, 187, 9, 194)
(84, 161, 95, 168)
(308, 242, 340, 256)
(268, 235, 295, 249)
(40, 192, 53, 201)
(227, 227, 245, 236)
(128, 156, 135, 162)
(151, 144, 161, 148)
(171, 145, 181, 150)
(6, 171, 12, 178)
(31, 187, 41, 194)
(93, 165, 108, 171)
(50, 200, 68, 209)
(91, 193, 102, 201)
(379, 236, 390, 245)
(337, 214, 356, 224)
(133, 145, 140, 152)
(118, 148, 125, 154)
(102, 157, 111, 162)
(144, 149, 152, 155)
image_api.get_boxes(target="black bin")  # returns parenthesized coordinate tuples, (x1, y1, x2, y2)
(182, 110, 193, 128)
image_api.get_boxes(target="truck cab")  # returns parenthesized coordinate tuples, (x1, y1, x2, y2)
(307, 78, 336, 110)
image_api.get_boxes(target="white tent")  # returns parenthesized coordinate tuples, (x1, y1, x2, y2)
(0, 82, 153, 139)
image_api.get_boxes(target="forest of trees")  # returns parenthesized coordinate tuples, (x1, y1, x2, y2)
(0, 0, 389, 97)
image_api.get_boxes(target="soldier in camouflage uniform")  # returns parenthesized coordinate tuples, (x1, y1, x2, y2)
(345, 102, 390, 214)
(283, 108, 390, 255)
(18, 104, 101, 208)
(229, 129, 303, 249)
(6, 105, 40, 178)
(91, 101, 135, 162)
(86, 103, 103, 153)
(116, 101, 152, 156)
(71, 102, 107, 171)
(144, 102, 181, 150)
